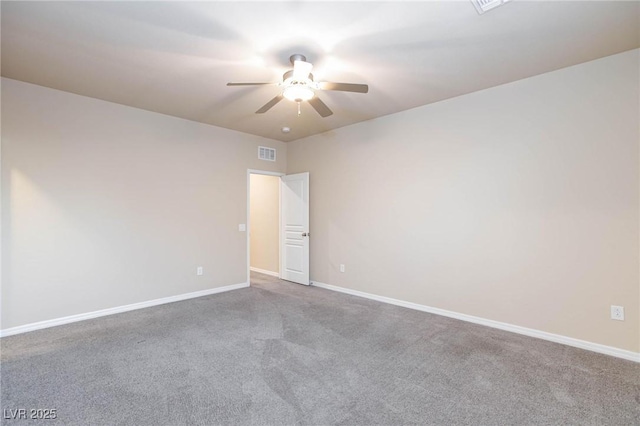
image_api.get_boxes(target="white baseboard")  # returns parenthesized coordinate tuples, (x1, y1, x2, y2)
(250, 267, 279, 278)
(0, 282, 249, 338)
(311, 281, 640, 363)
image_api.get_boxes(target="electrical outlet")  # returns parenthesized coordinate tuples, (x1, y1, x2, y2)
(339, 264, 345, 273)
(611, 305, 624, 321)
(197, 266, 203, 276)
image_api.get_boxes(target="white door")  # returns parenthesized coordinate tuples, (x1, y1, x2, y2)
(280, 172, 310, 285)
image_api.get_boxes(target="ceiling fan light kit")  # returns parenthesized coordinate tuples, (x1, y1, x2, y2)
(227, 54, 368, 118)
(283, 84, 314, 102)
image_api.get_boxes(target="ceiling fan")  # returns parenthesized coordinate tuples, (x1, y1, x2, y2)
(227, 54, 368, 118)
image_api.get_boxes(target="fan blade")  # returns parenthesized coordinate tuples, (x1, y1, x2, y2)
(318, 82, 368, 93)
(293, 60, 313, 81)
(256, 95, 284, 114)
(308, 97, 333, 118)
(227, 82, 274, 86)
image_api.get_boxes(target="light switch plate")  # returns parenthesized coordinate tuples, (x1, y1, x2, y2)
(239, 224, 246, 232)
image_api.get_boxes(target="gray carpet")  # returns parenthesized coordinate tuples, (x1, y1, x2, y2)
(1, 272, 639, 425)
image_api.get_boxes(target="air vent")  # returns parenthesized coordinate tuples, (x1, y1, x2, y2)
(258, 146, 276, 162)
(471, 0, 511, 14)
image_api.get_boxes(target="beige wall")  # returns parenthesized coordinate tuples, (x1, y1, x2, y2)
(250, 174, 280, 274)
(287, 50, 640, 352)
(1, 78, 286, 330)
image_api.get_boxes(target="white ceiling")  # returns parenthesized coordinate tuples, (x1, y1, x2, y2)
(2, 1, 638, 142)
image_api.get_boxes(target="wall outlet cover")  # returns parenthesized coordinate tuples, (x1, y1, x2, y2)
(611, 305, 624, 321)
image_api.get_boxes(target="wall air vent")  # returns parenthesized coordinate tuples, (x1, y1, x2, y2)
(471, 0, 511, 14)
(258, 146, 276, 162)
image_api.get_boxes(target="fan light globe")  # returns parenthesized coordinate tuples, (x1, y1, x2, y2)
(283, 85, 314, 102)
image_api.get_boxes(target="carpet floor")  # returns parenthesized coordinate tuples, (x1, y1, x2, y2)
(1, 272, 639, 425)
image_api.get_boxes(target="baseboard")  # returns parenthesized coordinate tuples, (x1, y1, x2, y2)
(311, 281, 640, 363)
(0, 282, 249, 338)
(250, 267, 279, 278)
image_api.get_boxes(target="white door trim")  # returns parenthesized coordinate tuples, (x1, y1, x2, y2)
(247, 169, 285, 285)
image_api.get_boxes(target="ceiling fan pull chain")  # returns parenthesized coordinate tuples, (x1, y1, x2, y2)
(297, 101, 301, 116)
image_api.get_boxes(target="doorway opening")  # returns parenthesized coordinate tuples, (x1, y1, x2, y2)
(247, 170, 310, 286)
(247, 170, 284, 285)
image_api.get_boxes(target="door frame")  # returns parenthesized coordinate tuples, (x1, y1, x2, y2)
(246, 169, 286, 285)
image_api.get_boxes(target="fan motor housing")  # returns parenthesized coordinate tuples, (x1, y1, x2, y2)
(283, 70, 314, 82)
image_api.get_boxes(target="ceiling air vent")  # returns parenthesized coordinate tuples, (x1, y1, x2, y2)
(258, 146, 276, 162)
(471, 0, 511, 14)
